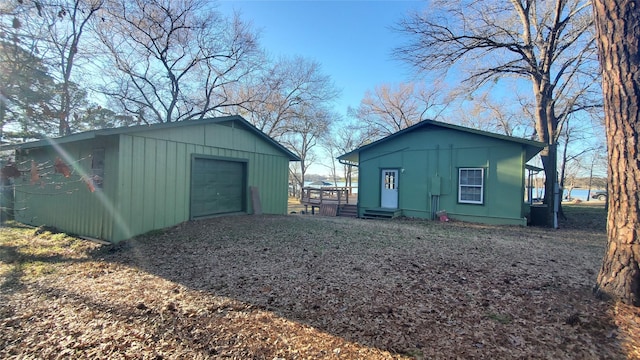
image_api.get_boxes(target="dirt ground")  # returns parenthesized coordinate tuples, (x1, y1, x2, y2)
(1, 204, 638, 359)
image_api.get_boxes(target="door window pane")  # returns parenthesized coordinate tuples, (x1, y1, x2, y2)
(384, 171, 396, 189)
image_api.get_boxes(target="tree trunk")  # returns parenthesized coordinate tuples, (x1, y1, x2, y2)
(60, 81, 70, 136)
(539, 143, 559, 226)
(532, 77, 560, 226)
(593, 0, 640, 306)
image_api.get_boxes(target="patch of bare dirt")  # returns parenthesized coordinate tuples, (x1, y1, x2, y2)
(1, 207, 638, 359)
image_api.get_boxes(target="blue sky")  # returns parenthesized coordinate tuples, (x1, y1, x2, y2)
(218, 0, 425, 117)
(216, 1, 606, 179)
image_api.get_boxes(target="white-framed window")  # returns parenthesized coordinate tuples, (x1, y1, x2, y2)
(458, 168, 484, 204)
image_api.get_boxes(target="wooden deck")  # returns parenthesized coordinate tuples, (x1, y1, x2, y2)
(300, 187, 357, 216)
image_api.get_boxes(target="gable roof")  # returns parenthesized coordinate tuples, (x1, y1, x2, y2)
(338, 119, 545, 164)
(5, 115, 300, 161)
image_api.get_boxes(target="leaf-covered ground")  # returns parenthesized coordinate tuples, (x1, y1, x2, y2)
(1, 204, 638, 359)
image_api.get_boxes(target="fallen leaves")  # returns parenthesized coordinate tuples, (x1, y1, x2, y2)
(0, 208, 638, 359)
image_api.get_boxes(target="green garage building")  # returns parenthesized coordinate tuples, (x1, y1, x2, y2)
(11, 116, 299, 242)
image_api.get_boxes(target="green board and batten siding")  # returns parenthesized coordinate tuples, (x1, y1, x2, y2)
(341, 120, 544, 226)
(13, 116, 296, 243)
(14, 137, 120, 241)
(113, 120, 292, 242)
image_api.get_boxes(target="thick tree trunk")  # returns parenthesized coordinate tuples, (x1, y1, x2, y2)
(593, 0, 640, 306)
(532, 78, 560, 226)
(540, 144, 559, 222)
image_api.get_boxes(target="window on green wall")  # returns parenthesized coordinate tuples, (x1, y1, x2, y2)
(458, 168, 484, 204)
(92, 148, 105, 189)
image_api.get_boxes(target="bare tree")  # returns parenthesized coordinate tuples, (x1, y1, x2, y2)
(97, 0, 260, 123)
(348, 82, 446, 140)
(592, 0, 640, 306)
(231, 56, 340, 138)
(323, 122, 369, 193)
(585, 147, 606, 201)
(321, 131, 342, 186)
(226, 56, 339, 196)
(2, 0, 104, 136)
(45, 0, 103, 135)
(558, 113, 604, 193)
(280, 106, 334, 199)
(0, 37, 58, 142)
(1, 3, 31, 142)
(453, 90, 537, 139)
(395, 0, 601, 223)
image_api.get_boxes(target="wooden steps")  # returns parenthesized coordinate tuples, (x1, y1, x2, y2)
(337, 204, 357, 218)
(306, 204, 399, 219)
(361, 208, 401, 219)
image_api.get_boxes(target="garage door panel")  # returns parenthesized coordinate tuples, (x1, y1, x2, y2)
(191, 157, 245, 218)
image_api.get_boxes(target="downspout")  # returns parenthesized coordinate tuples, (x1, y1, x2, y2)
(431, 145, 440, 220)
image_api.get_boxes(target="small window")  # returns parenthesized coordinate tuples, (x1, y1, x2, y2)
(458, 168, 484, 204)
(91, 148, 105, 189)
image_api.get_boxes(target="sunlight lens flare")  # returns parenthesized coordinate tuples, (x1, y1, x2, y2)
(44, 138, 133, 241)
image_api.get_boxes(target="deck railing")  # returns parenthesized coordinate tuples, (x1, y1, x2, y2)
(300, 186, 355, 215)
(301, 187, 350, 205)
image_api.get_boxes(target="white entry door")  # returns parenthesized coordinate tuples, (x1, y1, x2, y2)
(380, 169, 398, 208)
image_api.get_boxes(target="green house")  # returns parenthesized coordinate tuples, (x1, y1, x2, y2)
(10, 116, 299, 242)
(338, 120, 544, 225)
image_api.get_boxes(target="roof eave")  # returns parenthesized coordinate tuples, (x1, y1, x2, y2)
(524, 144, 545, 162)
(526, 164, 544, 172)
(2, 132, 101, 150)
(337, 120, 546, 165)
(2, 115, 301, 161)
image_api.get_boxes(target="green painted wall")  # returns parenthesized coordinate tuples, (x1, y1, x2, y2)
(358, 126, 528, 225)
(113, 120, 290, 242)
(15, 119, 291, 242)
(14, 137, 120, 240)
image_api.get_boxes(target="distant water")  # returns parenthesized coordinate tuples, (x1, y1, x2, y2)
(301, 183, 604, 200)
(300, 184, 602, 199)
(532, 188, 606, 201)
(304, 181, 358, 194)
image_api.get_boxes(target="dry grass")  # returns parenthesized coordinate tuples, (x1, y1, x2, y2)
(288, 196, 307, 214)
(1, 204, 638, 359)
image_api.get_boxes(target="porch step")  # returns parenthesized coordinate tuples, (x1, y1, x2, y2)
(362, 208, 401, 219)
(337, 204, 357, 217)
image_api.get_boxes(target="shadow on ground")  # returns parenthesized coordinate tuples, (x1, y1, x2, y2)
(86, 205, 626, 359)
